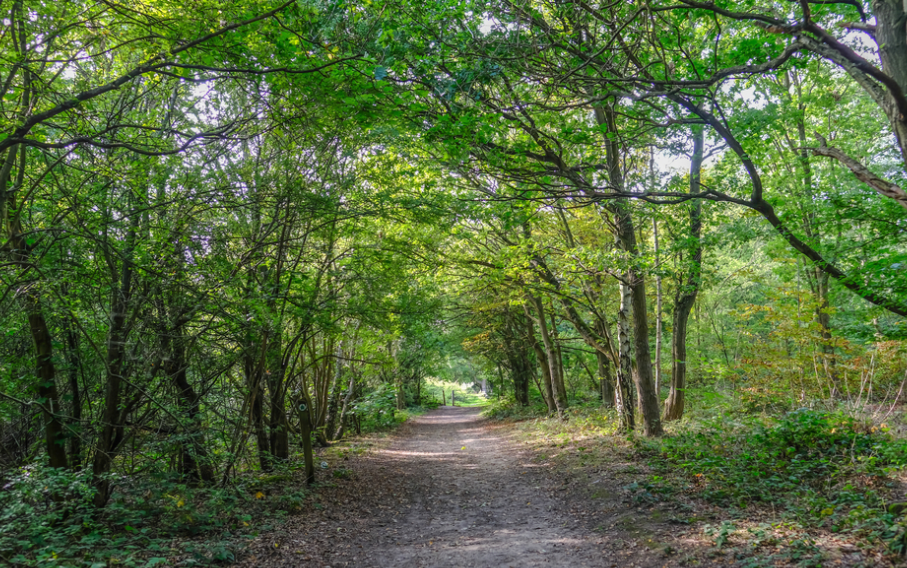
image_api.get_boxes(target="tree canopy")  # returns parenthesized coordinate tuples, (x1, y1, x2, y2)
(0, 0, 906, 564)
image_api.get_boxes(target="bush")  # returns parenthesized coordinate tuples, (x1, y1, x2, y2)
(352, 384, 400, 432)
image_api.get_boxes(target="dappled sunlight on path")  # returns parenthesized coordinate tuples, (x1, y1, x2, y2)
(340, 407, 609, 567)
(242, 406, 725, 568)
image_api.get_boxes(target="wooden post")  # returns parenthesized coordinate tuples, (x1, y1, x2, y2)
(296, 401, 315, 485)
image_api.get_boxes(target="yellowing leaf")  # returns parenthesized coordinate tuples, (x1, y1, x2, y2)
(255, 491, 265, 499)
(176, 499, 185, 508)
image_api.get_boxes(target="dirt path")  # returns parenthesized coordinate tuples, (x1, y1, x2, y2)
(242, 407, 715, 567)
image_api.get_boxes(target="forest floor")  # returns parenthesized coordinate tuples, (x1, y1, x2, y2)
(236, 406, 816, 568)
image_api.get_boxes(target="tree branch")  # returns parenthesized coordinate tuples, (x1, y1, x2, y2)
(805, 133, 907, 210)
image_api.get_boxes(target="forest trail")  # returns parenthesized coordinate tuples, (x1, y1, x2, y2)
(242, 407, 715, 568)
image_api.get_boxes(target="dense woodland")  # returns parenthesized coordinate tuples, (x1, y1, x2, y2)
(1, 0, 907, 565)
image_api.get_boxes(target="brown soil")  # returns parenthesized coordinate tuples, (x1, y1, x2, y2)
(239, 407, 731, 567)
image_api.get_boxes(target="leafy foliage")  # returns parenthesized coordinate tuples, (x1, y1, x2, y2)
(639, 410, 907, 554)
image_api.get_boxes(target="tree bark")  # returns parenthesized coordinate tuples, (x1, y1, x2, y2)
(334, 369, 357, 440)
(664, 127, 704, 421)
(167, 340, 214, 482)
(2, 140, 68, 471)
(548, 309, 569, 408)
(324, 345, 344, 441)
(653, 219, 663, 400)
(62, 310, 82, 470)
(789, 83, 840, 392)
(871, 0, 907, 166)
(529, 294, 568, 418)
(27, 292, 69, 470)
(267, 365, 289, 461)
(245, 343, 272, 471)
(615, 281, 636, 431)
(525, 308, 556, 414)
(597, 103, 663, 436)
(597, 351, 615, 407)
(508, 339, 532, 406)
(91, 209, 140, 505)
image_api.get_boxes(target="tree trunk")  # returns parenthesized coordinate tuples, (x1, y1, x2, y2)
(92, 215, 139, 506)
(334, 370, 357, 440)
(529, 295, 567, 418)
(525, 309, 556, 414)
(872, 0, 907, 165)
(62, 312, 82, 470)
(323, 345, 344, 441)
(789, 83, 839, 393)
(621, 227, 661, 435)
(415, 372, 422, 405)
(516, 353, 530, 405)
(245, 344, 272, 470)
(251, 377, 271, 471)
(815, 271, 837, 389)
(598, 351, 615, 408)
(396, 376, 406, 411)
(654, 219, 663, 399)
(496, 362, 505, 399)
(27, 293, 69, 470)
(2, 143, 68, 471)
(549, 310, 569, 408)
(615, 282, 636, 431)
(268, 360, 289, 462)
(596, 102, 662, 436)
(167, 340, 214, 482)
(664, 127, 704, 421)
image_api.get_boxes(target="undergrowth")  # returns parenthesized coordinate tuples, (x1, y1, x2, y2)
(482, 395, 603, 421)
(0, 411, 415, 567)
(638, 408, 907, 557)
(482, 396, 545, 420)
(0, 460, 313, 567)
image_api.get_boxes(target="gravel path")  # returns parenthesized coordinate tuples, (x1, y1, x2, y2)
(242, 406, 707, 567)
